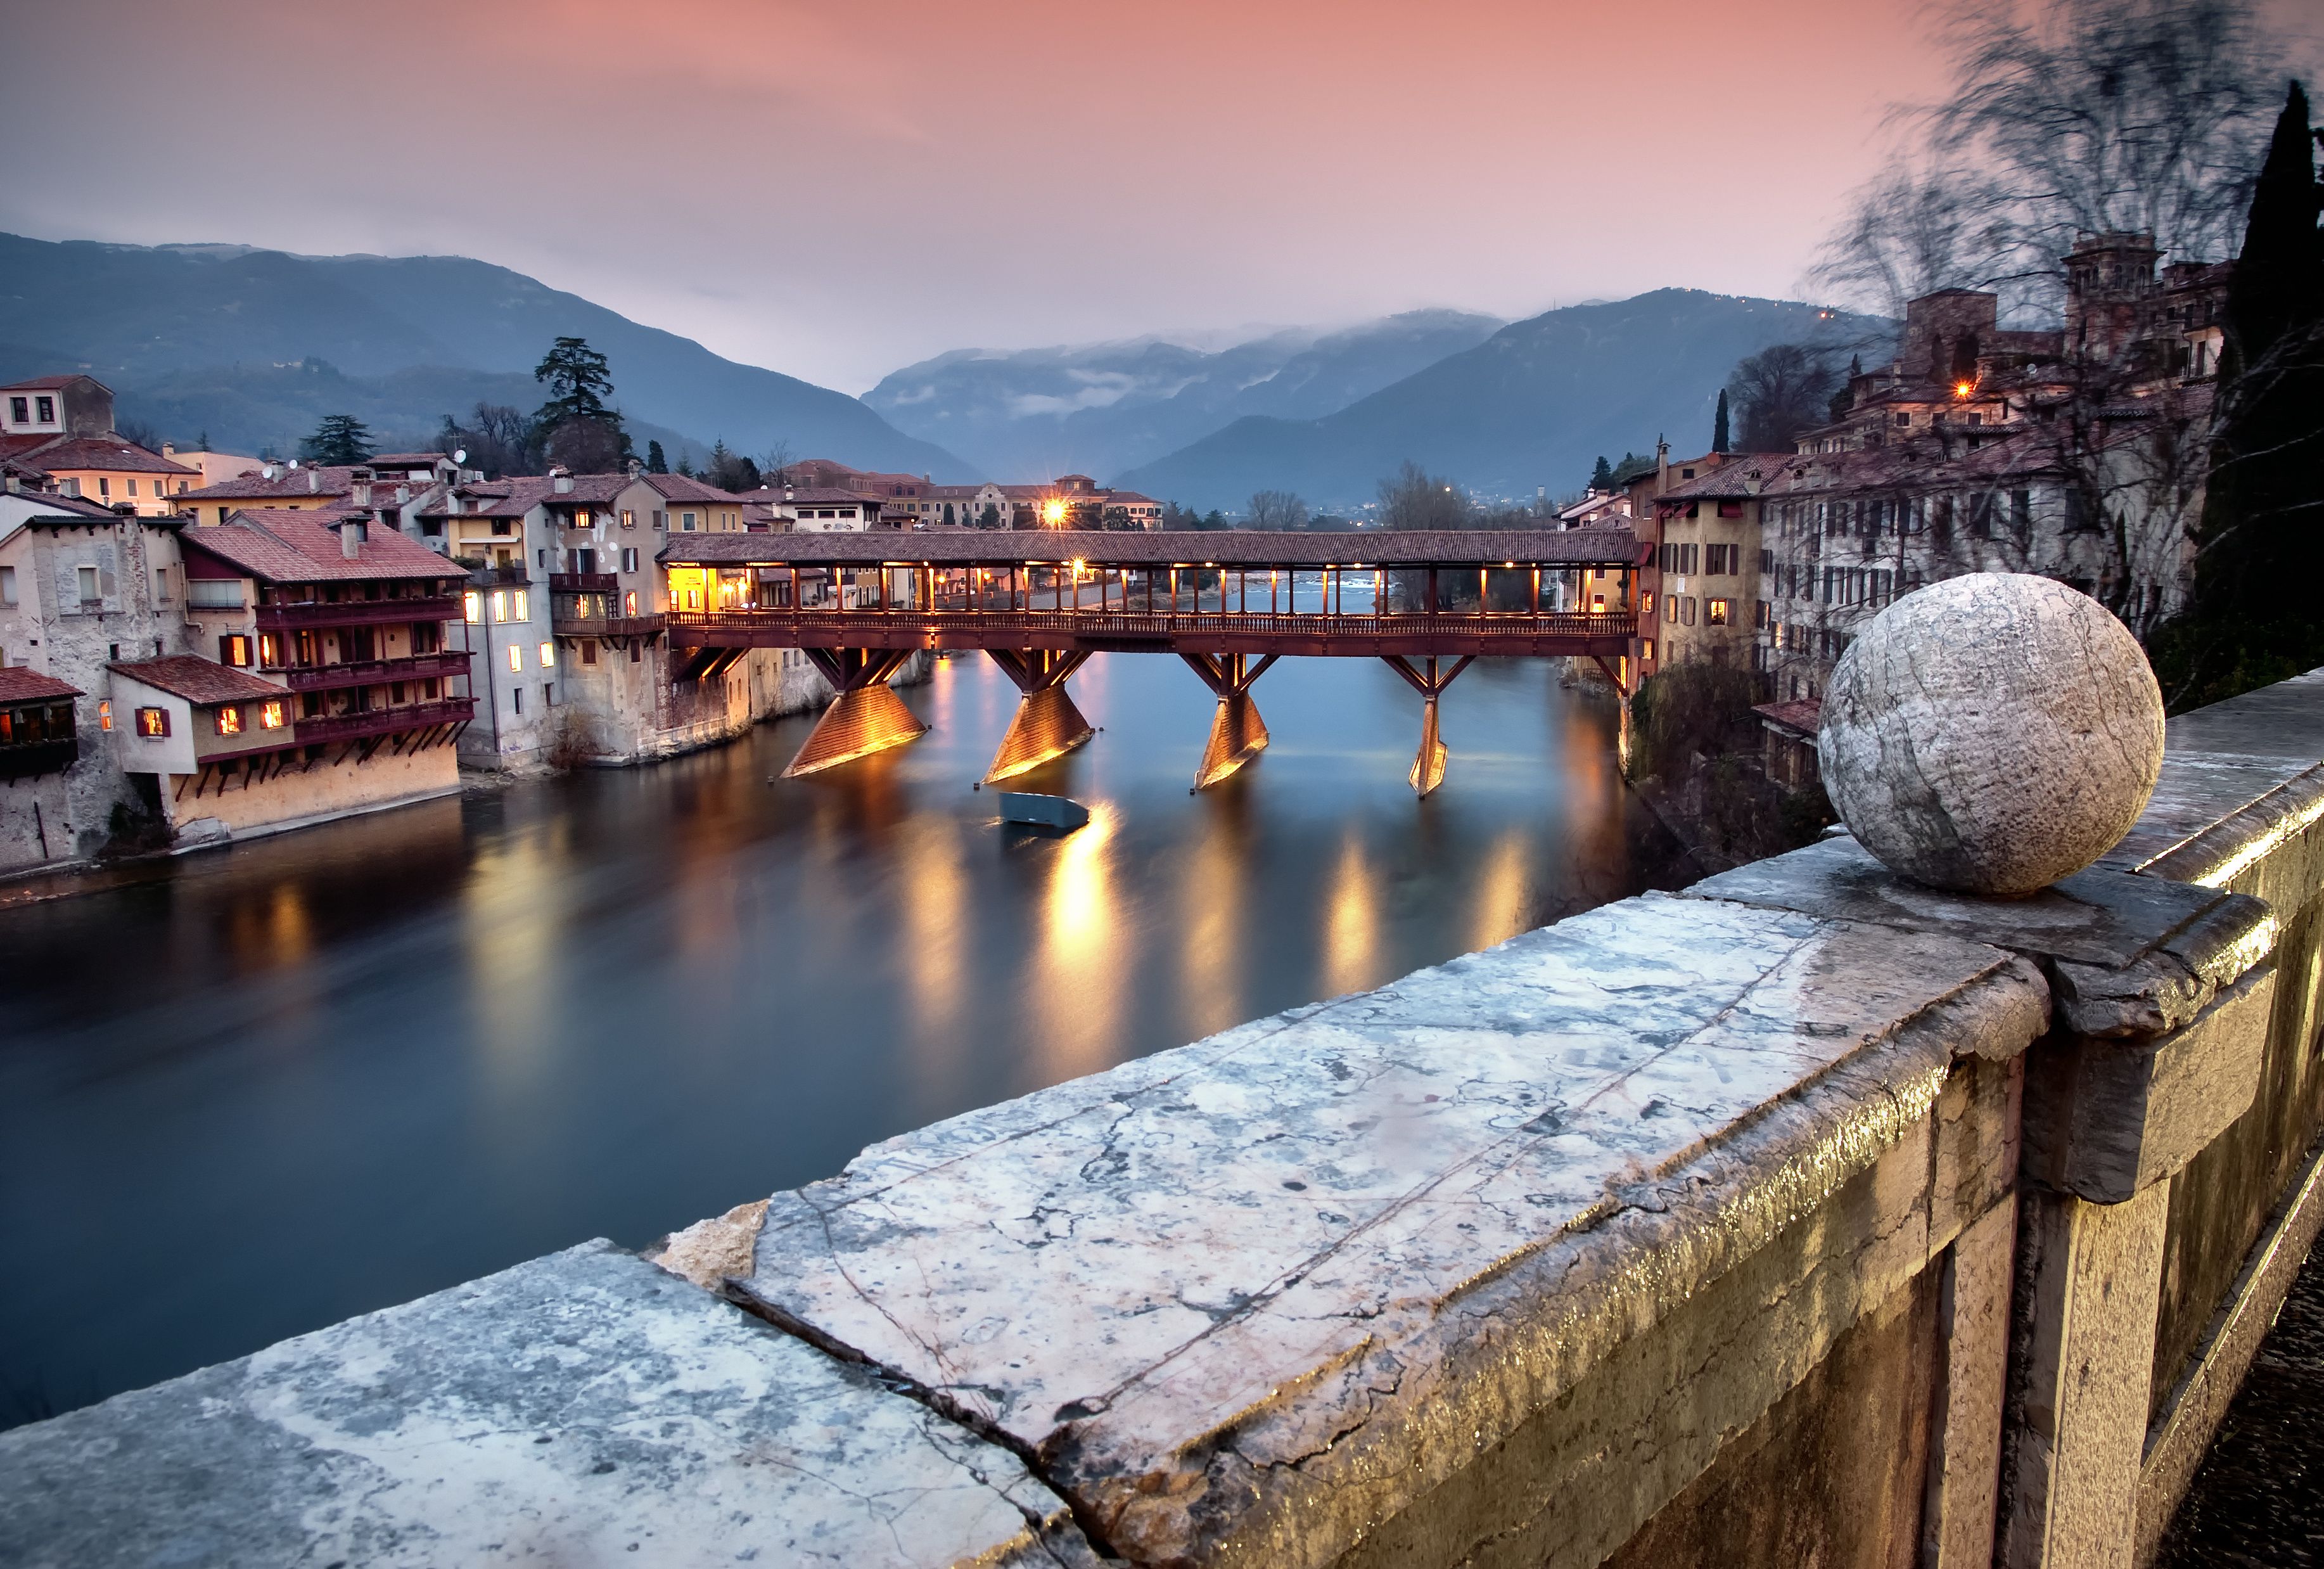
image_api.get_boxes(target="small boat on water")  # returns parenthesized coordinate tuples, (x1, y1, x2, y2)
(998, 791, 1090, 831)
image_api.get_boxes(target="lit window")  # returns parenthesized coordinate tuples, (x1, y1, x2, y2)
(575, 509, 592, 528)
(219, 634, 251, 666)
(1708, 598, 1731, 625)
(260, 700, 286, 730)
(512, 590, 528, 621)
(539, 641, 555, 669)
(490, 589, 508, 622)
(136, 707, 169, 738)
(508, 644, 523, 672)
(686, 587, 701, 610)
(98, 700, 113, 731)
(624, 589, 638, 615)
(464, 591, 482, 623)
(214, 706, 243, 736)
(1642, 639, 1656, 662)
(622, 509, 635, 530)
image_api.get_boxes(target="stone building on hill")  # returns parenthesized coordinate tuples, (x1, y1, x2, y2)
(1641, 231, 2230, 711)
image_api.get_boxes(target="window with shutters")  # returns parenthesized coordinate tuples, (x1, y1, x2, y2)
(214, 706, 243, 736)
(219, 634, 252, 666)
(136, 707, 169, 738)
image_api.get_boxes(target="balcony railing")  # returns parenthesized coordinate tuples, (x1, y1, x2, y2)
(292, 697, 475, 746)
(0, 738, 77, 781)
(549, 572, 619, 594)
(266, 651, 473, 693)
(551, 613, 667, 641)
(461, 561, 533, 587)
(255, 594, 463, 630)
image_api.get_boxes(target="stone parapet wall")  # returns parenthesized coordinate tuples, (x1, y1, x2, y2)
(4, 669, 2320, 1568)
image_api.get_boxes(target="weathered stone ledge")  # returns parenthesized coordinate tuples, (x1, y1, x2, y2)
(4, 667, 2321, 1568)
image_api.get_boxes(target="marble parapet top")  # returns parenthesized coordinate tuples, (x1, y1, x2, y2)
(2105, 667, 2324, 879)
(734, 892, 2048, 1565)
(1692, 835, 2273, 1038)
(0, 1242, 1099, 1569)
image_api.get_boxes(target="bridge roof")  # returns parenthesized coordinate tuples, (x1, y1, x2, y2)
(659, 527, 1640, 569)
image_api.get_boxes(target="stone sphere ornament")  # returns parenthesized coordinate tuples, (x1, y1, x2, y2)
(1818, 573, 2165, 896)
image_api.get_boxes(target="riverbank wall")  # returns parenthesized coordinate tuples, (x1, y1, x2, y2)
(4, 669, 2320, 1568)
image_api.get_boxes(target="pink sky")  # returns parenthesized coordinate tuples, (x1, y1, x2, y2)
(8, 0, 1957, 391)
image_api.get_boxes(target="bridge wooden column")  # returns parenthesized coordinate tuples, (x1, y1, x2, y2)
(984, 649, 1094, 784)
(781, 648, 928, 778)
(1382, 654, 1472, 798)
(1590, 653, 1634, 773)
(1181, 652, 1278, 790)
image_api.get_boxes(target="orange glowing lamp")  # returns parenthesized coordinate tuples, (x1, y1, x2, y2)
(1042, 499, 1068, 526)
(1954, 380, 1975, 399)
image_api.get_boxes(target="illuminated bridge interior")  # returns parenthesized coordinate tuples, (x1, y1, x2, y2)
(654, 529, 1642, 795)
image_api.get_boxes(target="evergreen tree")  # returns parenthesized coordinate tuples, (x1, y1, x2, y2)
(1712, 390, 1731, 453)
(676, 452, 696, 478)
(1590, 454, 1614, 490)
(2157, 80, 2324, 708)
(646, 440, 668, 474)
(532, 336, 632, 469)
(300, 414, 373, 466)
(979, 502, 1001, 528)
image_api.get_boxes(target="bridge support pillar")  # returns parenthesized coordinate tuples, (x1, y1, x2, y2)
(1182, 652, 1277, 790)
(1382, 655, 1473, 798)
(984, 650, 1094, 784)
(1591, 654, 1633, 772)
(780, 648, 928, 778)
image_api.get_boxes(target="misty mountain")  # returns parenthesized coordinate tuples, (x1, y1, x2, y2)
(0, 233, 967, 474)
(1114, 291, 1889, 511)
(863, 310, 1505, 482)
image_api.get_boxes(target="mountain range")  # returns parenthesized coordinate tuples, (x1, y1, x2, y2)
(862, 310, 1506, 485)
(0, 233, 965, 475)
(1114, 292, 1889, 511)
(0, 233, 1887, 511)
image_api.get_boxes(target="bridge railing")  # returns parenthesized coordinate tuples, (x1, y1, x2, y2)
(665, 606, 1638, 640)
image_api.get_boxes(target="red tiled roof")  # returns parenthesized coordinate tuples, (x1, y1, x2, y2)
(537, 475, 635, 507)
(108, 656, 282, 706)
(0, 667, 82, 702)
(25, 437, 198, 476)
(182, 508, 466, 584)
(0, 375, 101, 393)
(367, 452, 450, 467)
(1753, 698, 1822, 738)
(641, 472, 744, 504)
(180, 464, 362, 501)
(774, 487, 878, 506)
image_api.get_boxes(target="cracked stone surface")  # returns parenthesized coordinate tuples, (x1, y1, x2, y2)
(734, 892, 2045, 1565)
(0, 1241, 1099, 1569)
(2103, 668, 2324, 885)
(1819, 573, 2165, 895)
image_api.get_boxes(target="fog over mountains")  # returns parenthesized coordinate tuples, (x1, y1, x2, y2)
(862, 311, 1507, 486)
(0, 233, 965, 475)
(0, 233, 1883, 512)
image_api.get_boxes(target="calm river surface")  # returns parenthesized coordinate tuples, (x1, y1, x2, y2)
(0, 651, 1690, 1426)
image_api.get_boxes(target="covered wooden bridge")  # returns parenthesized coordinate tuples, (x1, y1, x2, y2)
(659, 528, 1642, 795)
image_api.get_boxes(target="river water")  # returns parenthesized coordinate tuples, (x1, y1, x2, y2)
(0, 651, 1690, 1426)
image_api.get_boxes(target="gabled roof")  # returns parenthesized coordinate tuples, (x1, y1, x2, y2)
(107, 656, 281, 706)
(180, 464, 362, 501)
(367, 452, 452, 468)
(22, 437, 197, 476)
(182, 507, 466, 584)
(774, 487, 877, 506)
(536, 475, 635, 508)
(0, 667, 82, 702)
(640, 472, 744, 504)
(0, 375, 105, 394)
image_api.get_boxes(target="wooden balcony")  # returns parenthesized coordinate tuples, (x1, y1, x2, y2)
(550, 572, 619, 594)
(0, 737, 77, 781)
(293, 697, 475, 746)
(255, 595, 463, 631)
(269, 652, 473, 693)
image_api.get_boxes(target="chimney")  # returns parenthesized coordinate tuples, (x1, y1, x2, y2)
(341, 518, 362, 560)
(163, 443, 176, 458)
(1656, 437, 1670, 492)
(626, 457, 642, 478)
(552, 466, 574, 495)
(396, 484, 411, 505)
(307, 467, 320, 494)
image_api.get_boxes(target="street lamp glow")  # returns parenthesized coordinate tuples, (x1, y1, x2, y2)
(1042, 499, 1068, 526)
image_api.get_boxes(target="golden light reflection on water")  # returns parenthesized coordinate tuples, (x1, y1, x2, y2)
(901, 812, 969, 1096)
(1469, 831, 1531, 952)
(462, 828, 561, 1087)
(1032, 799, 1125, 1080)
(1177, 802, 1249, 1039)
(1323, 835, 1381, 998)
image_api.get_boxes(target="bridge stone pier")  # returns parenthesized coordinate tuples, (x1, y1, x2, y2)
(6, 669, 2322, 1569)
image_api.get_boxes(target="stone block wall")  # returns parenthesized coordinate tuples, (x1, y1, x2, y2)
(3, 669, 2320, 1569)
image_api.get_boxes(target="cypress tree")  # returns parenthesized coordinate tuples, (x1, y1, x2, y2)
(1590, 454, 1614, 490)
(646, 440, 668, 474)
(2160, 80, 2324, 706)
(1712, 390, 1731, 453)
